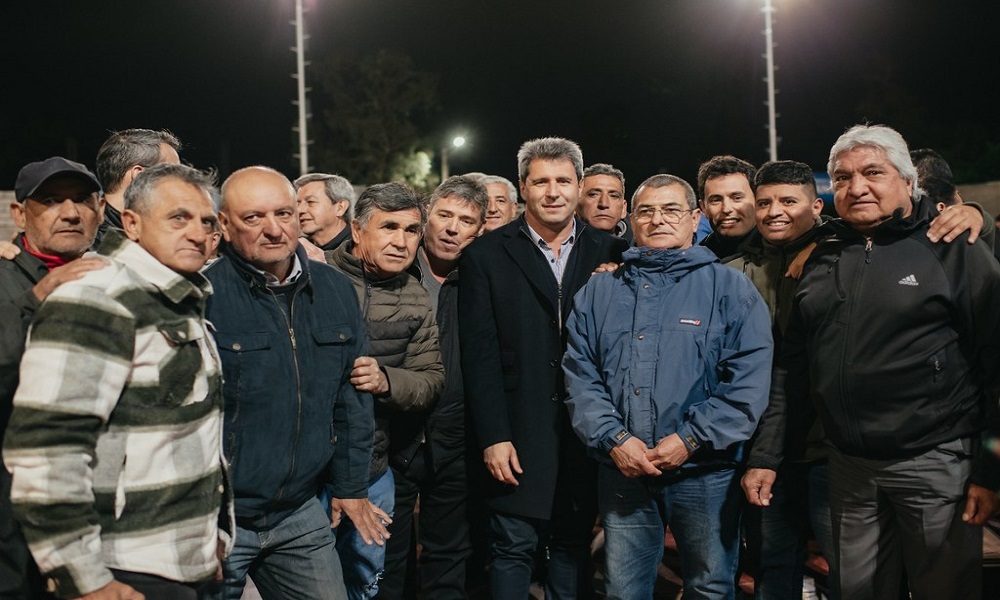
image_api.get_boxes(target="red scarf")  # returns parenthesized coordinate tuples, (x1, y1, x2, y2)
(20, 234, 71, 270)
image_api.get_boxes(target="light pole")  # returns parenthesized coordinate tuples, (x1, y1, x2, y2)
(762, 0, 778, 161)
(440, 135, 466, 181)
(292, 0, 311, 176)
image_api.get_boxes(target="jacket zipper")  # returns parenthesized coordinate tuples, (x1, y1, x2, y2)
(268, 283, 304, 507)
(838, 237, 871, 450)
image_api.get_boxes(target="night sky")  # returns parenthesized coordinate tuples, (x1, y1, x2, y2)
(4, 0, 999, 190)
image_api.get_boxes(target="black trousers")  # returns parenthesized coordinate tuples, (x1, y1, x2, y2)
(1, 467, 54, 600)
(379, 448, 472, 600)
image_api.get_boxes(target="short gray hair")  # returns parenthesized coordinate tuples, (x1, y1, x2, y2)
(125, 163, 217, 216)
(479, 174, 517, 202)
(516, 137, 583, 183)
(429, 175, 489, 225)
(583, 163, 625, 189)
(354, 182, 427, 229)
(828, 124, 919, 196)
(632, 174, 697, 210)
(294, 172, 355, 222)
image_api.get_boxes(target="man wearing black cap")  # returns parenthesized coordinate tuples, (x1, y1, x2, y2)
(0, 156, 106, 599)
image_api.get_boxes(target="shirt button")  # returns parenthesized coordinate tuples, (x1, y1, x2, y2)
(643, 284, 650, 290)
(637, 334, 645, 340)
(550, 394, 559, 402)
(232, 343, 242, 351)
(177, 330, 187, 339)
(339, 332, 346, 340)
(634, 389, 641, 396)
(549, 360, 558, 368)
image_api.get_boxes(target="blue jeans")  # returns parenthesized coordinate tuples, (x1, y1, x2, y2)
(208, 496, 347, 600)
(749, 460, 838, 600)
(599, 465, 742, 600)
(330, 469, 395, 600)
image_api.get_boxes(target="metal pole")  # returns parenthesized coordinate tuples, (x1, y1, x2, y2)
(763, 0, 778, 162)
(294, 0, 309, 176)
(441, 145, 449, 181)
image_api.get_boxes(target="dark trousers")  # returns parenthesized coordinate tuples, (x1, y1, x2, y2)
(379, 449, 471, 600)
(110, 570, 201, 600)
(1, 467, 54, 600)
(488, 486, 597, 600)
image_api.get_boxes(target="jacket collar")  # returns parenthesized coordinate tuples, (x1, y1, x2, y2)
(820, 196, 932, 241)
(223, 241, 312, 293)
(98, 228, 212, 305)
(621, 244, 718, 281)
(328, 240, 417, 286)
(11, 234, 50, 285)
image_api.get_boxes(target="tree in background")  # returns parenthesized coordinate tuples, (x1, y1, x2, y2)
(313, 49, 440, 189)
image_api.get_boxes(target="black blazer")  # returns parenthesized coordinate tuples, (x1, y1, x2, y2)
(458, 216, 627, 518)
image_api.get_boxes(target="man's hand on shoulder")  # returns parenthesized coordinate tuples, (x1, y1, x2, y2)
(591, 261, 619, 275)
(0, 240, 19, 260)
(32, 257, 107, 302)
(483, 441, 522, 486)
(928, 204, 983, 244)
(609, 436, 660, 478)
(76, 580, 144, 600)
(741, 468, 777, 507)
(646, 433, 692, 471)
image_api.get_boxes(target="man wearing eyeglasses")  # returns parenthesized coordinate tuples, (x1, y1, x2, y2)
(563, 174, 773, 599)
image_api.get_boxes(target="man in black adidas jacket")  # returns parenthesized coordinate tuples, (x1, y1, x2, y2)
(771, 124, 1000, 600)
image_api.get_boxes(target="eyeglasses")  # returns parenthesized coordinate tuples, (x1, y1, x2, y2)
(632, 206, 693, 224)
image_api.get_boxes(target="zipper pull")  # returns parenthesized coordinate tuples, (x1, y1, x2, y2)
(864, 237, 873, 264)
(289, 327, 297, 350)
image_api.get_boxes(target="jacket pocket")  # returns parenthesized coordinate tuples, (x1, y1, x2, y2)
(150, 320, 208, 407)
(214, 331, 273, 407)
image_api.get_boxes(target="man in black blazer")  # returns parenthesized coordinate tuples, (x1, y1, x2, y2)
(458, 137, 628, 598)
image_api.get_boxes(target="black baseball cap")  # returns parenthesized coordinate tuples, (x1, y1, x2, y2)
(15, 156, 102, 202)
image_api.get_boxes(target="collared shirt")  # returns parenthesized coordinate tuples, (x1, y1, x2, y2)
(247, 254, 303, 287)
(524, 219, 578, 283)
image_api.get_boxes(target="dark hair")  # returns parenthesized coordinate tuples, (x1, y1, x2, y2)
(96, 129, 182, 194)
(920, 175, 959, 207)
(696, 155, 756, 199)
(429, 175, 489, 225)
(754, 160, 817, 197)
(909, 148, 954, 185)
(124, 163, 217, 215)
(354, 182, 427, 228)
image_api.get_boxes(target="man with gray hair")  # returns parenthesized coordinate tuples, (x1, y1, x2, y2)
(5, 163, 230, 600)
(459, 137, 628, 598)
(294, 173, 355, 251)
(578, 163, 632, 243)
(760, 124, 1000, 598)
(325, 182, 444, 599)
(564, 173, 772, 599)
(478, 174, 518, 232)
